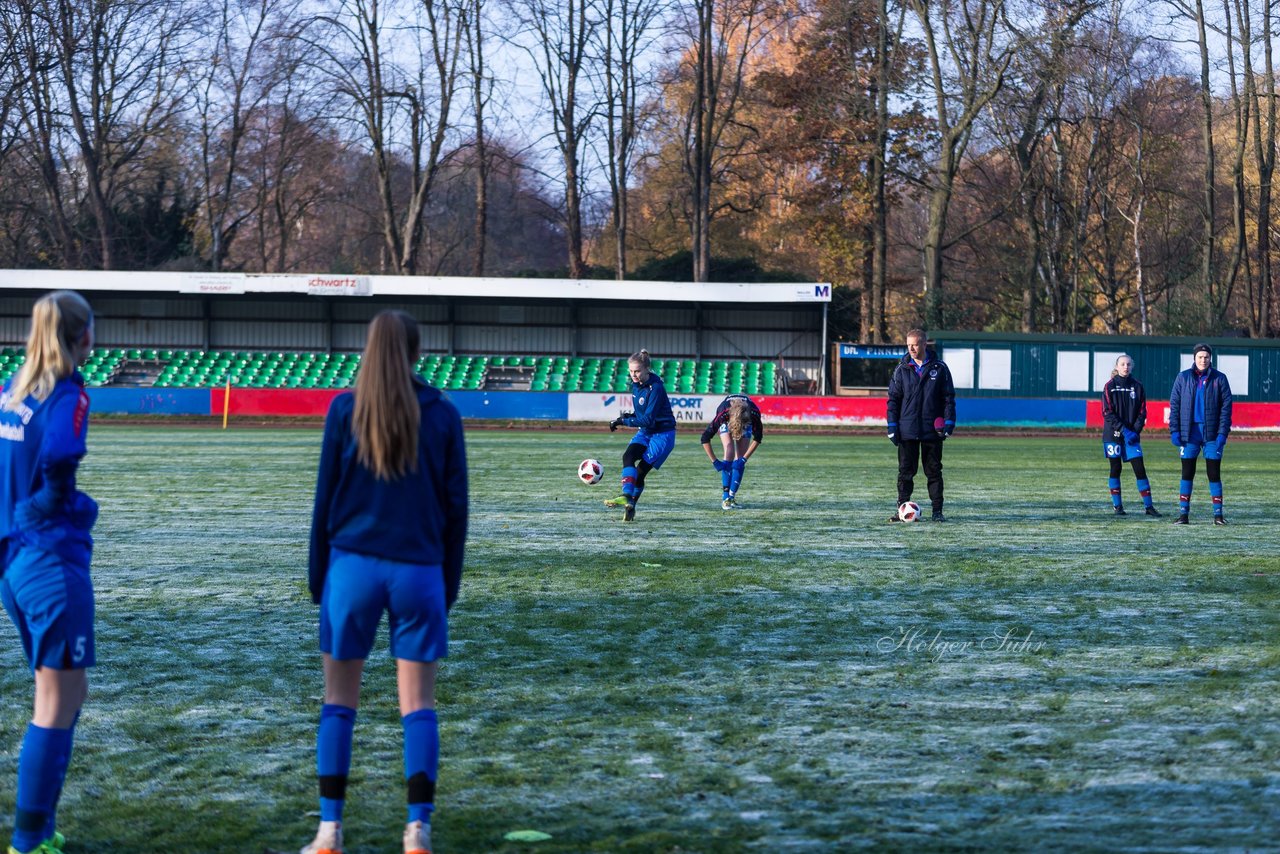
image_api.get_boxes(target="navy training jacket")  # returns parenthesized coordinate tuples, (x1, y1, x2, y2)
(0, 372, 97, 572)
(309, 380, 468, 608)
(1101, 375, 1147, 434)
(621, 372, 676, 433)
(886, 351, 956, 441)
(1168, 367, 1232, 440)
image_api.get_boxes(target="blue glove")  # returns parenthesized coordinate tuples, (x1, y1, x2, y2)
(888, 423, 900, 446)
(732, 458, 746, 473)
(944, 420, 955, 436)
(1170, 431, 1181, 447)
(1122, 428, 1139, 445)
(1217, 435, 1228, 454)
(712, 459, 728, 472)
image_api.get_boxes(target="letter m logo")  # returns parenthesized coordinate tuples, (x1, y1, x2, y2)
(815, 285, 830, 298)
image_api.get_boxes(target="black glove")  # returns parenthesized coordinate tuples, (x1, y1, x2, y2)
(609, 418, 621, 432)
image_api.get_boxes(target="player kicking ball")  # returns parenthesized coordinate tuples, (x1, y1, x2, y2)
(603, 349, 676, 522)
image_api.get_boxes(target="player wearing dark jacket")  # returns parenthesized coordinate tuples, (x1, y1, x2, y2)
(303, 311, 468, 854)
(309, 378, 468, 608)
(604, 349, 677, 522)
(1168, 343, 1233, 525)
(700, 394, 763, 508)
(886, 330, 956, 522)
(1100, 355, 1160, 517)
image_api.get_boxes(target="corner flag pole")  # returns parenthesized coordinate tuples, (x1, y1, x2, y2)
(222, 377, 231, 429)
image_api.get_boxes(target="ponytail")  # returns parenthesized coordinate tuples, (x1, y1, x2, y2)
(727, 399, 749, 440)
(629, 348, 652, 370)
(353, 311, 421, 480)
(7, 290, 92, 407)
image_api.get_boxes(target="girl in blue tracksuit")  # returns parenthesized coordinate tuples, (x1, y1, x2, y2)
(1100, 354, 1160, 517)
(700, 394, 763, 509)
(1168, 343, 1232, 525)
(0, 291, 97, 854)
(303, 311, 468, 854)
(603, 349, 676, 522)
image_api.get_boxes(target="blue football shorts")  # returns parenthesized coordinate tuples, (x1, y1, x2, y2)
(1179, 425, 1224, 461)
(1103, 436, 1141, 460)
(0, 545, 95, 672)
(629, 429, 677, 469)
(320, 547, 448, 662)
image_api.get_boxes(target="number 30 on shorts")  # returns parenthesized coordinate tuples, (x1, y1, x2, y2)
(1104, 442, 1122, 458)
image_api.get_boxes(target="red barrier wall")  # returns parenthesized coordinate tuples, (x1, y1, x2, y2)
(754, 395, 885, 425)
(211, 388, 344, 417)
(1085, 399, 1280, 431)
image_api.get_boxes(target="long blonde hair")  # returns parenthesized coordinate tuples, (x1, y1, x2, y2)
(7, 290, 93, 408)
(727, 398, 750, 440)
(353, 311, 421, 480)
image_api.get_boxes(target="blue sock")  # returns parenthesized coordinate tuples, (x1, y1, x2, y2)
(720, 468, 731, 497)
(317, 704, 356, 822)
(402, 709, 438, 825)
(1209, 481, 1223, 515)
(1108, 477, 1122, 508)
(730, 461, 745, 496)
(1136, 478, 1153, 508)
(13, 724, 72, 853)
(621, 466, 638, 499)
(1179, 479, 1193, 514)
(43, 710, 79, 842)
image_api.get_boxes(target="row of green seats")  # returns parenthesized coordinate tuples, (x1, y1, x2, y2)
(0, 347, 777, 393)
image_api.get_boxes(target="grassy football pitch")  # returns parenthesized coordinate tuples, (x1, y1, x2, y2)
(1, 426, 1278, 852)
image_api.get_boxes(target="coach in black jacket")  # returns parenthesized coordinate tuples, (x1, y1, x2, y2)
(886, 329, 956, 522)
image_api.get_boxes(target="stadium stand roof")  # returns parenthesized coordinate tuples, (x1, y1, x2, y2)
(0, 270, 832, 305)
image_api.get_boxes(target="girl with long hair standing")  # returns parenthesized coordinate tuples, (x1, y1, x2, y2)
(303, 311, 468, 854)
(0, 291, 97, 854)
(1101, 354, 1160, 517)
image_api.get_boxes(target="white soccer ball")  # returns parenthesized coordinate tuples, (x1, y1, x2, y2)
(578, 458, 603, 485)
(898, 501, 922, 522)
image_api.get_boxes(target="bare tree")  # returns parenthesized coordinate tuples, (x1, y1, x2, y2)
(194, 0, 306, 271)
(309, 0, 464, 275)
(461, 0, 489, 275)
(1230, 0, 1275, 336)
(987, 0, 1093, 332)
(504, 0, 599, 278)
(907, 0, 1022, 327)
(678, 0, 786, 282)
(44, 0, 191, 269)
(596, 0, 668, 278)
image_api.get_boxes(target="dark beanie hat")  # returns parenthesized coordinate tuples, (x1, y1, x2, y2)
(1193, 343, 1213, 357)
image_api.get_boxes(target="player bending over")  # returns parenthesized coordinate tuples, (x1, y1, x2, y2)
(603, 349, 676, 522)
(700, 394, 763, 509)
